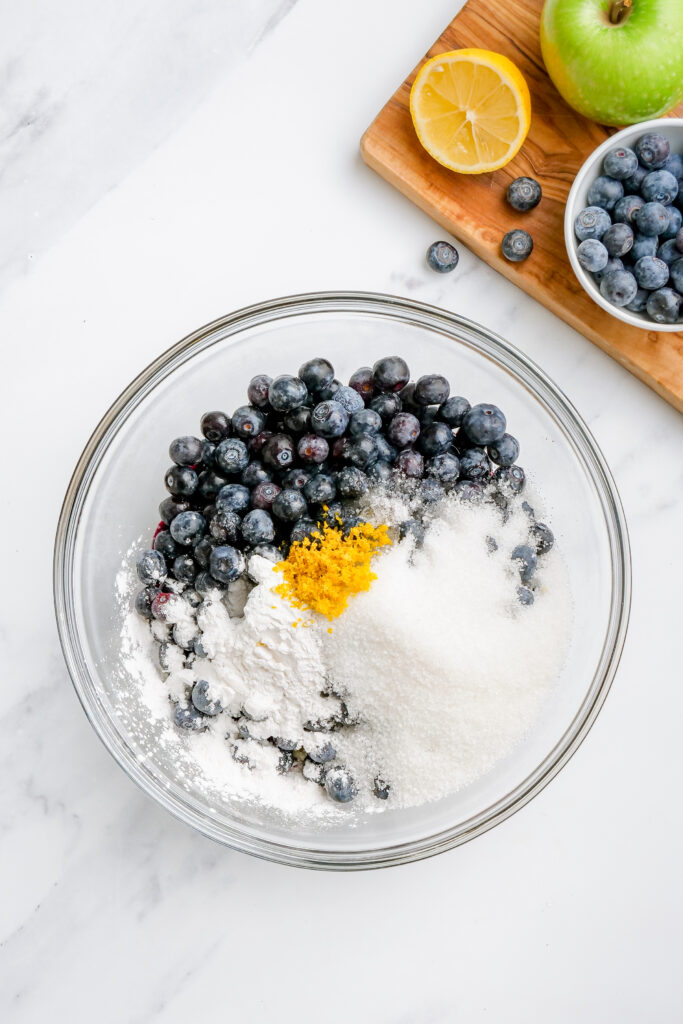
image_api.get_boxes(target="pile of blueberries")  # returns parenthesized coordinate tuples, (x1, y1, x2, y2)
(133, 355, 554, 801)
(574, 131, 683, 323)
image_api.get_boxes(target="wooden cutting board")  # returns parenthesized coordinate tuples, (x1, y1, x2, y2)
(361, 0, 683, 412)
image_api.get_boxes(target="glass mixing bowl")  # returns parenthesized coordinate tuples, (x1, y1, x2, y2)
(54, 292, 631, 870)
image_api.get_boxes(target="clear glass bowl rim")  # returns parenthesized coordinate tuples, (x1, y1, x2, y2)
(53, 291, 631, 871)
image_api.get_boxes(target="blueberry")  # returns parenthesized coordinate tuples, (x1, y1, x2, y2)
(426, 240, 459, 272)
(670, 258, 683, 292)
(494, 464, 525, 494)
(196, 470, 227, 501)
(420, 478, 444, 504)
(487, 433, 519, 466)
(298, 357, 334, 393)
(191, 679, 223, 716)
(613, 194, 644, 227)
(454, 480, 485, 501)
(247, 430, 273, 457)
(200, 410, 231, 443)
(169, 435, 204, 466)
(459, 447, 491, 481)
(602, 222, 633, 257)
(347, 436, 379, 469)
(231, 405, 268, 440)
(164, 465, 198, 497)
(262, 433, 295, 469)
(625, 288, 649, 313)
(599, 269, 638, 307)
(209, 545, 245, 583)
(324, 765, 357, 803)
(414, 374, 449, 405)
(184, 588, 202, 610)
(214, 438, 249, 475)
(587, 175, 624, 211)
(630, 234, 658, 262)
(195, 570, 226, 595)
(399, 519, 425, 546)
(426, 452, 460, 482)
(574, 206, 611, 241)
(247, 374, 272, 407)
(241, 508, 275, 546)
(306, 740, 336, 764)
(311, 400, 350, 437)
(641, 169, 679, 206)
(174, 705, 208, 731)
(438, 396, 470, 427)
(247, 544, 282, 572)
(216, 483, 250, 514)
(634, 202, 669, 236)
(172, 553, 197, 582)
(370, 392, 402, 421)
(623, 165, 647, 193)
(350, 409, 382, 436)
(635, 132, 670, 170)
(282, 468, 311, 490)
(150, 591, 183, 621)
(154, 530, 177, 560)
(602, 146, 638, 180)
(348, 367, 375, 402)
(372, 356, 410, 393)
(317, 379, 341, 401)
(657, 237, 683, 266)
(662, 206, 682, 240)
(646, 287, 682, 323)
(502, 229, 533, 261)
(337, 466, 368, 498)
(517, 585, 534, 606)
(506, 176, 542, 211)
(193, 536, 215, 568)
(531, 522, 554, 554)
(269, 375, 308, 412)
(272, 488, 308, 522)
(666, 153, 683, 183)
(387, 412, 420, 447)
(511, 543, 537, 584)
(373, 435, 397, 463)
(398, 382, 421, 415)
(297, 433, 329, 464)
(634, 256, 669, 291)
(373, 776, 391, 800)
(577, 238, 608, 272)
(330, 437, 352, 461)
(170, 511, 206, 546)
(135, 586, 159, 619)
(283, 406, 312, 434)
(335, 385, 366, 413)
(290, 518, 319, 544)
(368, 460, 393, 483)
(678, 227, 683, 253)
(241, 460, 271, 487)
(394, 449, 424, 478)
(462, 403, 506, 445)
(418, 422, 453, 456)
(209, 509, 241, 543)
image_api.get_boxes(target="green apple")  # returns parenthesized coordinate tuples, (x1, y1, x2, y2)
(540, 0, 683, 126)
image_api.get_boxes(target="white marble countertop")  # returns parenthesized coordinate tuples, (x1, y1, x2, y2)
(2, 0, 682, 1020)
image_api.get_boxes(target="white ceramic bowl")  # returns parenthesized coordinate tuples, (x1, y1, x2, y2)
(564, 118, 683, 332)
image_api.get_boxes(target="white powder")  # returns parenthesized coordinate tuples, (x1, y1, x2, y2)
(116, 491, 572, 823)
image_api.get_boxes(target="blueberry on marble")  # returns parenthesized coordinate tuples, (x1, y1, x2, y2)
(169, 435, 204, 466)
(426, 240, 459, 272)
(506, 176, 542, 211)
(634, 132, 670, 170)
(268, 374, 308, 412)
(462, 403, 506, 445)
(324, 765, 357, 803)
(586, 175, 624, 211)
(641, 169, 679, 206)
(574, 206, 611, 241)
(311, 400, 350, 437)
(577, 238, 608, 273)
(646, 287, 681, 323)
(241, 509, 276, 546)
(372, 356, 410, 393)
(602, 222, 633, 258)
(502, 229, 533, 261)
(602, 146, 638, 180)
(209, 545, 246, 583)
(487, 433, 519, 466)
(298, 357, 334, 394)
(170, 511, 206, 546)
(599, 268, 638, 307)
(634, 256, 669, 291)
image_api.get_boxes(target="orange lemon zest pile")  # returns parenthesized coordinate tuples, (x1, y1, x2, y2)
(274, 520, 391, 620)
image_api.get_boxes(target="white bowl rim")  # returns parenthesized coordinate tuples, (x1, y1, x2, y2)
(564, 117, 683, 332)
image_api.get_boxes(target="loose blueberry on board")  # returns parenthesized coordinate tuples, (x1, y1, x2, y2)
(136, 549, 167, 585)
(670, 258, 683, 293)
(372, 356, 410, 393)
(426, 240, 459, 272)
(209, 545, 246, 584)
(502, 229, 533, 262)
(599, 269, 638, 307)
(506, 176, 542, 211)
(574, 206, 611, 241)
(641, 169, 678, 207)
(414, 374, 450, 405)
(586, 175, 623, 211)
(169, 435, 205, 466)
(324, 765, 357, 803)
(646, 288, 682, 323)
(200, 410, 231, 443)
(268, 375, 308, 412)
(298, 357, 334, 394)
(602, 146, 638, 180)
(462, 403, 506, 445)
(634, 202, 669, 237)
(241, 509, 276, 546)
(613, 194, 644, 227)
(487, 433, 520, 467)
(602, 223, 633, 258)
(634, 256, 670, 291)
(577, 238, 609, 273)
(634, 133, 670, 171)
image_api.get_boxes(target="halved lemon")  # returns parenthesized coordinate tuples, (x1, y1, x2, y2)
(410, 48, 531, 174)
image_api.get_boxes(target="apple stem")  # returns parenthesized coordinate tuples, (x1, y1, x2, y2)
(608, 0, 632, 25)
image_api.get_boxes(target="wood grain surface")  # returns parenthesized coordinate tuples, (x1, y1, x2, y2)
(361, 0, 683, 412)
